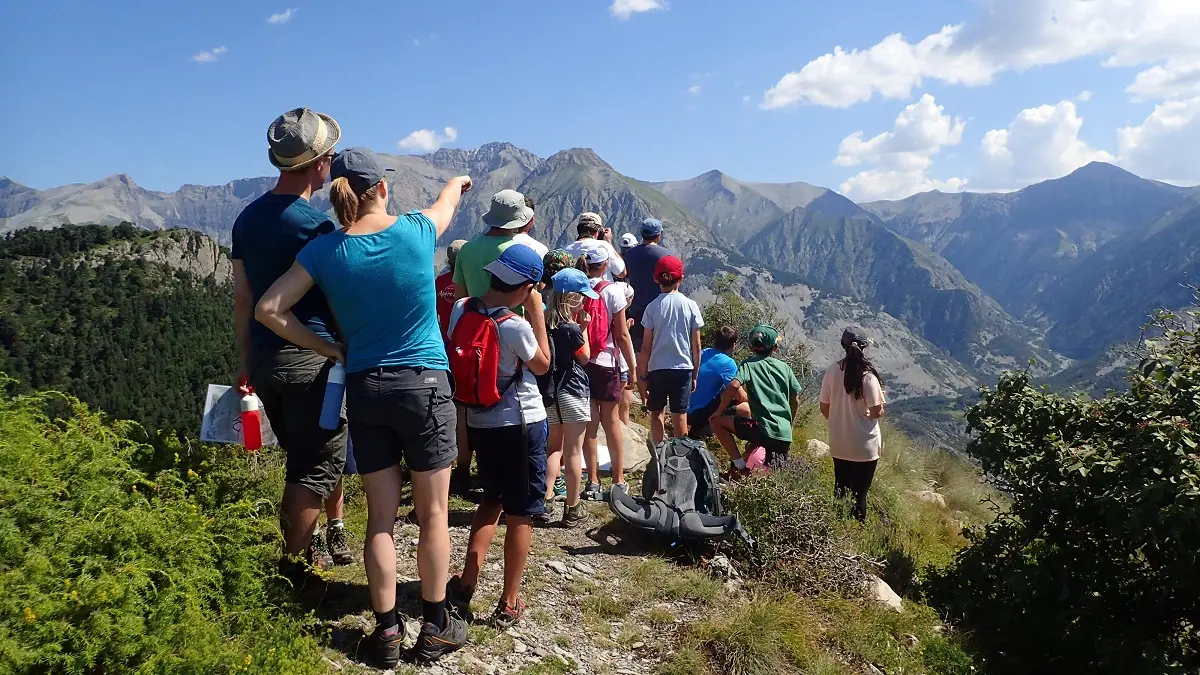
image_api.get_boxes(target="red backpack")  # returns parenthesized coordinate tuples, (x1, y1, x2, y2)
(583, 280, 614, 362)
(448, 298, 521, 408)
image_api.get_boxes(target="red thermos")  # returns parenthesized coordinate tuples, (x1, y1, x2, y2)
(240, 390, 263, 452)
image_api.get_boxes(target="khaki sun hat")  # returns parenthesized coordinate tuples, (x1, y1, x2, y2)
(267, 107, 341, 171)
(447, 239, 468, 266)
(482, 190, 534, 230)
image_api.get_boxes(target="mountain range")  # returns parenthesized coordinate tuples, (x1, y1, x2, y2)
(5, 145, 1198, 433)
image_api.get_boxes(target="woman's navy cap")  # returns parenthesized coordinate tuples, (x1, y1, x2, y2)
(331, 147, 393, 193)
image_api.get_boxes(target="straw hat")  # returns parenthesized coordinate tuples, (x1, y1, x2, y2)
(267, 108, 341, 171)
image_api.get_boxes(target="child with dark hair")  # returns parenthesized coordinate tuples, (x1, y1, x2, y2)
(709, 324, 803, 474)
(819, 326, 885, 522)
(686, 326, 740, 439)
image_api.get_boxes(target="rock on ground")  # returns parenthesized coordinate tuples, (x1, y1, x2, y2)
(910, 490, 947, 508)
(598, 421, 653, 473)
(868, 575, 904, 612)
(806, 439, 830, 458)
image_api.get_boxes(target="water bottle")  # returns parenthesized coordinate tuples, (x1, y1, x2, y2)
(240, 391, 263, 452)
(319, 362, 346, 430)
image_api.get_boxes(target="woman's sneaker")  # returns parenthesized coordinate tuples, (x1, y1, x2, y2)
(581, 482, 604, 501)
(561, 503, 587, 528)
(326, 524, 353, 566)
(408, 612, 468, 664)
(553, 475, 568, 501)
(490, 598, 526, 630)
(365, 624, 404, 669)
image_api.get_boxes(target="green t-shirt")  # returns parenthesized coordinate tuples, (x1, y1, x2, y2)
(735, 355, 802, 442)
(452, 232, 525, 314)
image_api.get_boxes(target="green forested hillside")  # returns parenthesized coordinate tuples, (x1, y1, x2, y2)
(0, 224, 235, 436)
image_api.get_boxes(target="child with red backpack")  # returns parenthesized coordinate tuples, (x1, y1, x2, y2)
(443, 244, 551, 629)
(579, 241, 639, 501)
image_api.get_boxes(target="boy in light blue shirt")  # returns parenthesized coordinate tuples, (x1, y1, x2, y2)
(636, 255, 704, 444)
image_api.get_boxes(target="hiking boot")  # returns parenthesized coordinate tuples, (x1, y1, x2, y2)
(407, 612, 468, 664)
(364, 624, 404, 669)
(582, 482, 604, 501)
(561, 503, 587, 528)
(490, 598, 526, 630)
(306, 534, 333, 571)
(553, 474, 568, 501)
(326, 524, 353, 566)
(278, 557, 325, 591)
(446, 575, 475, 623)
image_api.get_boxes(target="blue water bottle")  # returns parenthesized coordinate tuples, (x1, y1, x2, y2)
(319, 361, 345, 430)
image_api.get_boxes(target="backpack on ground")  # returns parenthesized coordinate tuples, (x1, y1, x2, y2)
(609, 436, 754, 546)
(583, 280, 613, 359)
(448, 298, 521, 409)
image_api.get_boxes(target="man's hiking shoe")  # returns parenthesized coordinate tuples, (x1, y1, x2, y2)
(446, 575, 475, 623)
(561, 503, 587, 528)
(326, 524, 353, 566)
(407, 612, 468, 664)
(364, 624, 404, 669)
(278, 558, 326, 591)
(582, 482, 604, 501)
(553, 475, 568, 501)
(306, 535, 333, 571)
(490, 598, 525, 630)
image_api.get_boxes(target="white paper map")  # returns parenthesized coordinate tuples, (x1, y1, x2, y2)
(200, 384, 278, 446)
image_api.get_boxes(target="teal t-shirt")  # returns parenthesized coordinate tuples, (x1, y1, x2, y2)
(296, 211, 448, 374)
(735, 355, 802, 442)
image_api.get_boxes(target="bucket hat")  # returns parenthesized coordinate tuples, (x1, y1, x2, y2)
(482, 190, 534, 230)
(267, 108, 341, 171)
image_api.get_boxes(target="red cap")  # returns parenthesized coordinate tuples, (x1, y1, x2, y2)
(654, 255, 685, 284)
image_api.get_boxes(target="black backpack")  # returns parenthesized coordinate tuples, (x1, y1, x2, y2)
(609, 436, 754, 546)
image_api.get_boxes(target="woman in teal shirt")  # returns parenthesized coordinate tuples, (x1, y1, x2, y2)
(256, 148, 471, 668)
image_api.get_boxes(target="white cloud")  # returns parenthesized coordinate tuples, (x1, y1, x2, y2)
(610, 0, 665, 20)
(1077, 89, 1093, 102)
(1118, 96, 1200, 181)
(1126, 57, 1200, 101)
(688, 85, 702, 95)
(835, 94, 968, 200)
(397, 127, 459, 153)
(191, 46, 227, 64)
(762, 0, 1200, 109)
(267, 8, 296, 24)
(978, 101, 1113, 188)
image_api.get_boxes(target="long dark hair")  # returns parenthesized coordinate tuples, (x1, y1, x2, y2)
(841, 333, 882, 400)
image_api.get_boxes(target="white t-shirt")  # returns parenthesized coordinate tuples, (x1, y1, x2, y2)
(641, 292, 704, 372)
(819, 361, 885, 462)
(588, 278, 628, 369)
(563, 238, 626, 281)
(511, 232, 548, 258)
(448, 299, 548, 428)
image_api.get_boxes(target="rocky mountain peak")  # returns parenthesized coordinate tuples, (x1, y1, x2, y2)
(542, 147, 612, 171)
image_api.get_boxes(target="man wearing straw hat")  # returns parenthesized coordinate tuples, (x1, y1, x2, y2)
(232, 107, 349, 582)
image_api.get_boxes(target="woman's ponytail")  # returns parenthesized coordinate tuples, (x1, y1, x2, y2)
(842, 339, 882, 400)
(329, 176, 360, 227)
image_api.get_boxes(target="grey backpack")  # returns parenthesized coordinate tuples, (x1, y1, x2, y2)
(609, 437, 753, 546)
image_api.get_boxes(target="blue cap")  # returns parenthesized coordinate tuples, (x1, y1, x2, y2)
(331, 147, 393, 194)
(641, 218, 663, 237)
(551, 268, 600, 299)
(484, 244, 544, 286)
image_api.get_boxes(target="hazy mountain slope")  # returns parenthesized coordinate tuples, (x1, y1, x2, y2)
(863, 163, 1191, 318)
(518, 149, 717, 252)
(742, 180, 830, 212)
(740, 206, 1059, 375)
(1040, 202, 1200, 358)
(652, 170, 786, 245)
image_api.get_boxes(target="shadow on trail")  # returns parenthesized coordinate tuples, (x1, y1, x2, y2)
(560, 517, 721, 564)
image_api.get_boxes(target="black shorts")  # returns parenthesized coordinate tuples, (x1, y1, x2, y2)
(734, 416, 791, 465)
(585, 362, 623, 403)
(646, 369, 692, 414)
(685, 397, 727, 439)
(345, 367, 457, 474)
(468, 420, 548, 517)
(250, 345, 347, 499)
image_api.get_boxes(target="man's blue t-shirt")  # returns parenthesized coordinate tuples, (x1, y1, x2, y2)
(231, 193, 337, 350)
(296, 211, 448, 374)
(622, 242, 674, 315)
(688, 348, 738, 413)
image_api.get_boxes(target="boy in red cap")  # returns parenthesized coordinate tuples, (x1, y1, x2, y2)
(636, 255, 704, 445)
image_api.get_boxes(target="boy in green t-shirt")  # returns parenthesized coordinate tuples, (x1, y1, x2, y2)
(709, 324, 803, 473)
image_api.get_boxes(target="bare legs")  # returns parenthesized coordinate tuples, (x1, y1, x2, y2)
(461, 505, 532, 607)
(545, 424, 564, 500)
(325, 477, 344, 521)
(587, 400, 624, 486)
(711, 402, 752, 462)
(560, 423, 587, 505)
(281, 483, 322, 557)
(360, 464, 452, 613)
(649, 409, 690, 445)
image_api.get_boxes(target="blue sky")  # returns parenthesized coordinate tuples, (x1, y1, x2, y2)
(2, 0, 1198, 200)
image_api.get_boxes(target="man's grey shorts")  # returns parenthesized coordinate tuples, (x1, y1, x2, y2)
(249, 345, 347, 499)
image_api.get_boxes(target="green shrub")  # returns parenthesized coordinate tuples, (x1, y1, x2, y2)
(0, 385, 325, 674)
(928, 308, 1200, 673)
(724, 458, 865, 596)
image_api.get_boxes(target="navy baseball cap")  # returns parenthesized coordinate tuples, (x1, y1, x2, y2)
(331, 147, 393, 193)
(484, 244, 544, 286)
(641, 218, 663, 237)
